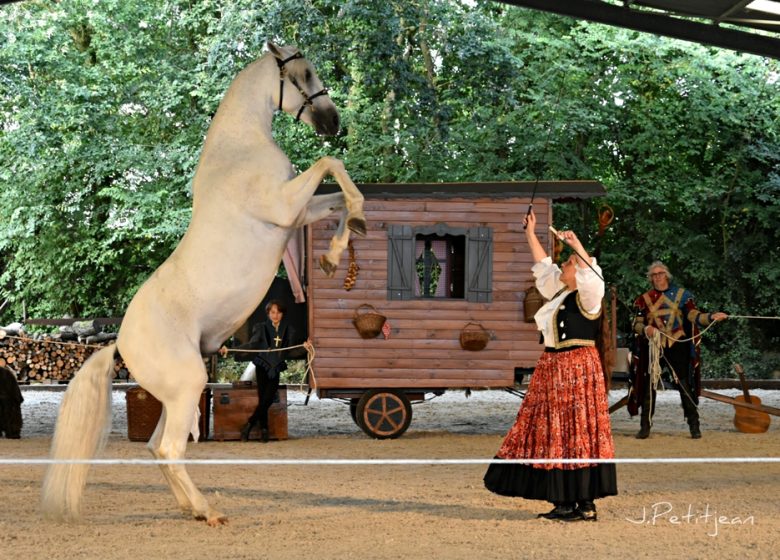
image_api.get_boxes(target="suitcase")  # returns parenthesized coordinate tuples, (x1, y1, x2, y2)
(126, 387, 211, 442)
(212, 384, 288, 441)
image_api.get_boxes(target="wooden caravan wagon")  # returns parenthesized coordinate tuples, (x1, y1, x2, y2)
(305, 181, 605, 439)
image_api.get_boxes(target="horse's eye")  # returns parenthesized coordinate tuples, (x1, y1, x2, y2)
(305, 69, 312, 82)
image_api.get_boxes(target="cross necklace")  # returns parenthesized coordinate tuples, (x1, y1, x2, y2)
(272, 323, 282, 347)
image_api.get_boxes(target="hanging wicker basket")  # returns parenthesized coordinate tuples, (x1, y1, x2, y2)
(459, 322, 490, 351)
(523, 285, 545, 323)
(352, 304, 387, 339)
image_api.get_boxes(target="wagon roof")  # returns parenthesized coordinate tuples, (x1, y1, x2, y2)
(316, 181, 605, 201)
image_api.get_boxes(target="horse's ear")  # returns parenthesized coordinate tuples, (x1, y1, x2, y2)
(266, 42, 300, 60)
(267, 41, 282, 58)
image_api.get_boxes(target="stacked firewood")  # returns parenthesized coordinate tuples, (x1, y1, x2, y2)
(0, 322, 126, 383)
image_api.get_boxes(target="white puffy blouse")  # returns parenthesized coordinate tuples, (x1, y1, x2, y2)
(531, 256, 604, 348)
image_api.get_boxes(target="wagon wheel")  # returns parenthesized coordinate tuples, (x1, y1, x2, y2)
(355, 389, 413, 439)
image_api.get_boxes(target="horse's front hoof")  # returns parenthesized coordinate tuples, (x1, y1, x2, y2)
(319, 255, 338, 277)
(347, 216, 367, 237)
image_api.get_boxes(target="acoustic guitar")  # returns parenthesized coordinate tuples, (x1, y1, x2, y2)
(733, 363, 771, 434)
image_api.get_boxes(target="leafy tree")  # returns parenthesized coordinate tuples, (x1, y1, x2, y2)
(1, 0, 778, 375)
(0, 0, 209, 316)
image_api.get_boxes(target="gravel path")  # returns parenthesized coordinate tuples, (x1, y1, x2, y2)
(17, 385, 780, 439)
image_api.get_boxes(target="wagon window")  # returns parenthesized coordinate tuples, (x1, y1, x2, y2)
(414, 234, 465, 298)
(387, 223, 492, 302)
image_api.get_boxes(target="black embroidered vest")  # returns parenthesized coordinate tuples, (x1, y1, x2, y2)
(549, 291, 601, 350)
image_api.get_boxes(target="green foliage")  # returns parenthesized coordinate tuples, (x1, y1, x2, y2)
(214, 355, 246, 384)
(1, 1, 778, 376)
(281, 359, 308, 385)
(550, 30, 780, 377)
(0, 0, 206, 316)
(214, 356, 307, 385)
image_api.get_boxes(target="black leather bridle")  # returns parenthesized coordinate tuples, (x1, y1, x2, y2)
(275, 52, 329, 121)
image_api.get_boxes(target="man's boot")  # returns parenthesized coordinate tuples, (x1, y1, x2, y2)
(681, 390, 701, 439)
(636, 410, 651, 439)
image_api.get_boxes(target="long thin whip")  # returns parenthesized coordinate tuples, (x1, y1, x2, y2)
(727, 315, 780, 320)
(523, 78, 566, 230)
(523, 177, 540, 231)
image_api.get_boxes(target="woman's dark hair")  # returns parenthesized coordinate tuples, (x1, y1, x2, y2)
(265, 299, 286, 315)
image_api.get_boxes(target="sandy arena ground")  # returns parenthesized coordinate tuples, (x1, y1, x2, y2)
(1, 387, 778, 560)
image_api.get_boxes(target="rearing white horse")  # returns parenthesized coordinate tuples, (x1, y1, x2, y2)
(41, 42, 365, 526)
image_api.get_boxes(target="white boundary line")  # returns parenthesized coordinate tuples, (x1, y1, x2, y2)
(1, 457, 779, 466)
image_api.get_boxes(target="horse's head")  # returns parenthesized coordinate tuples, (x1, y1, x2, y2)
(268, 42, 340, 136)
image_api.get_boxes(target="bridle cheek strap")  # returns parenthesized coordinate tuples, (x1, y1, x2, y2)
(275, 52, 329, 120)
(275, 52, 303, 112)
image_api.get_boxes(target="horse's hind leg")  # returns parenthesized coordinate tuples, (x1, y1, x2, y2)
(143, 361, 226, 525)
(147, 409, 193, 514)
(159, 394, 226, 525)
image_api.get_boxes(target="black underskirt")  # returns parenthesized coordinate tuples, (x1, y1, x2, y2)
(484, 459, 618, 503)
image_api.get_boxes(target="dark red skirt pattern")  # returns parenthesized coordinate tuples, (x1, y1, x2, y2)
(484, 346, 617, 502)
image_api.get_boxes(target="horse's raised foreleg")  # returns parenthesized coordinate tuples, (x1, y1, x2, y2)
(294, 192, 346, 226)
(295, 193, 351, 276)
(320, 208, 350, 276)
(279, 156, 366, 236)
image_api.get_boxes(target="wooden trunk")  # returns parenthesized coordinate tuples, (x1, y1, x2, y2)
(211, 385, 288, 441)
(126, 387, 211, 442)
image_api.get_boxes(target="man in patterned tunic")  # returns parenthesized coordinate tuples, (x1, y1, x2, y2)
(629, 261, 728, 439)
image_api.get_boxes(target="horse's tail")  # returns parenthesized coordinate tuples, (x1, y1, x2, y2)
(41, 344, 117, 521)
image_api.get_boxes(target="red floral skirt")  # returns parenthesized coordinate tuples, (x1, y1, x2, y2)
(484, 346, 617, 502)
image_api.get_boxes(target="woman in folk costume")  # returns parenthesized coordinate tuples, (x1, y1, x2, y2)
(484, 209, 617, 522)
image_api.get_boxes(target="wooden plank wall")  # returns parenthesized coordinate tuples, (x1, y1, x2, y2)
(308, 196, 551, 390)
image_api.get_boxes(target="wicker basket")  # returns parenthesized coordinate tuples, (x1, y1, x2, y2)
(459, 322, 490, 351)
(353, 304, 387, 339)
(523, 285, 545, 323)
(126, 387, 163, 442)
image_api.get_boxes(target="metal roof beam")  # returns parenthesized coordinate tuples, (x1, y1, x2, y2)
(495, 0, 780, 59)
(716, 0, 754, 23)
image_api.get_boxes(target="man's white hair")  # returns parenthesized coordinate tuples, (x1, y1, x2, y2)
(647, 260, 672, 281)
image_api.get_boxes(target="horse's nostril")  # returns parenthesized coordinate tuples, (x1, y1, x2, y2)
(332, 114, 340, 131)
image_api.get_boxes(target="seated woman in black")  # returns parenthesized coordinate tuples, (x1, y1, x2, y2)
(220, 300, 310, 442)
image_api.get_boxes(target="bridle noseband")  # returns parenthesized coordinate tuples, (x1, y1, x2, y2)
(275, 52, 329, 121)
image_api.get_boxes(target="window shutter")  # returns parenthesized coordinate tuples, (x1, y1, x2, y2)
(387, 224, 414, 300)
(465, 227, 493, 303)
